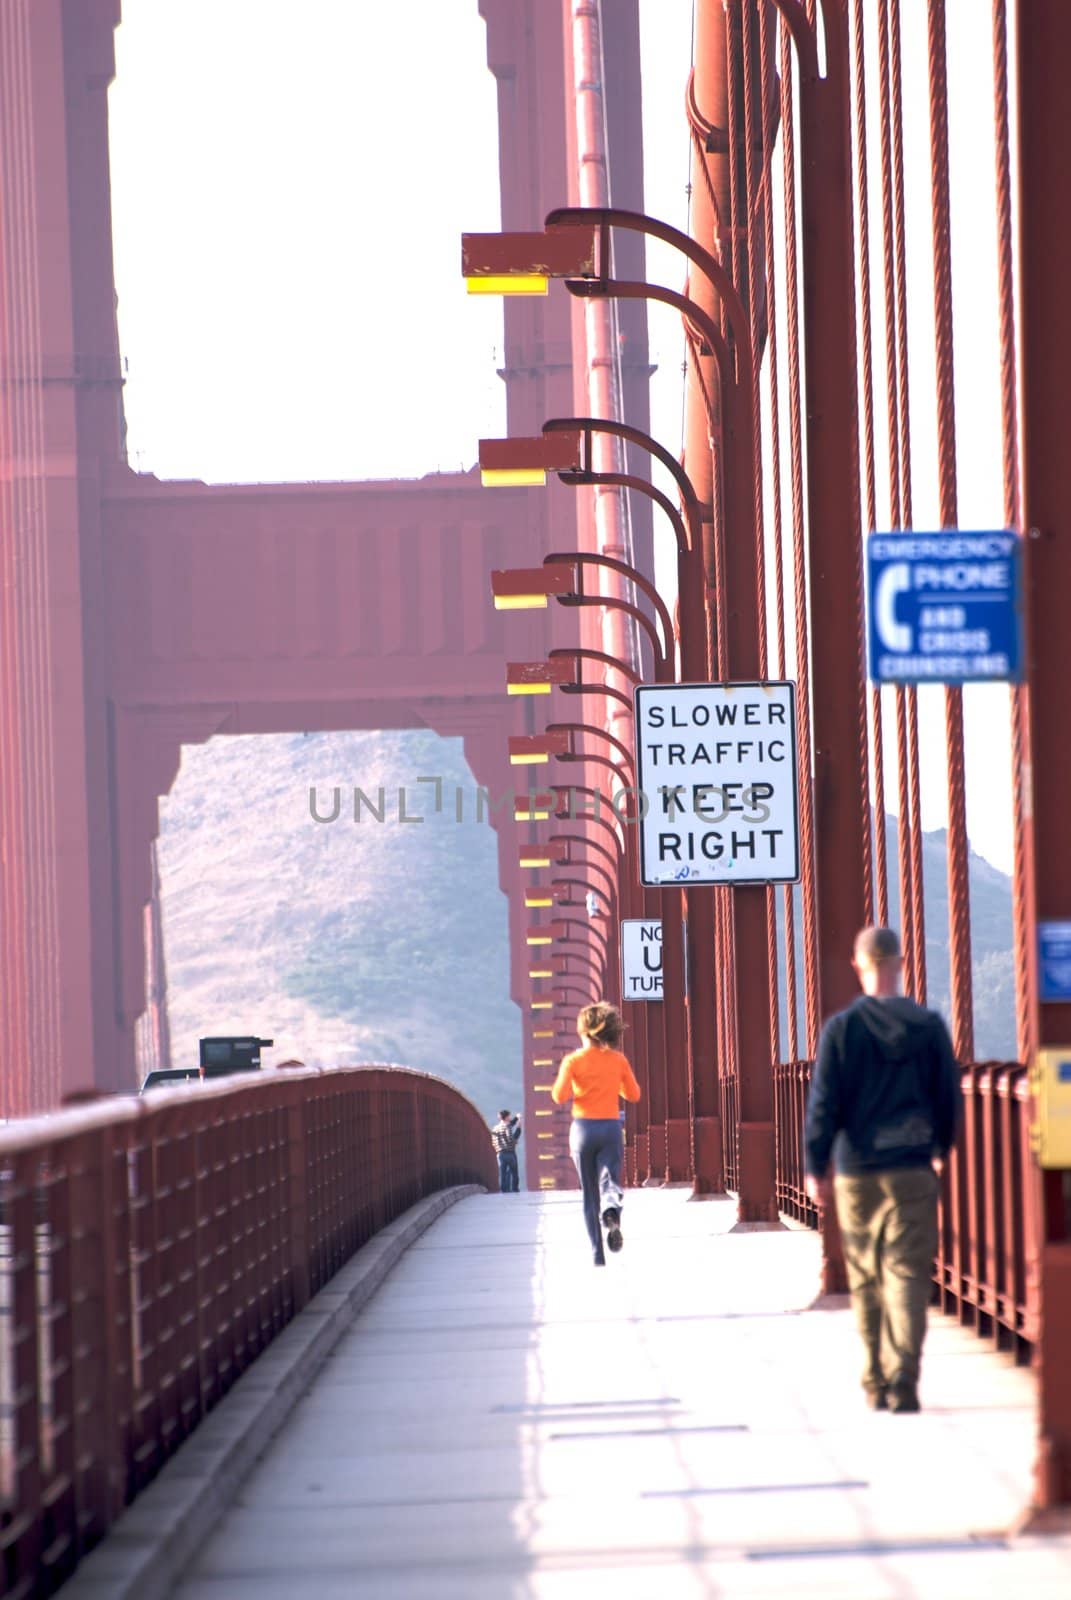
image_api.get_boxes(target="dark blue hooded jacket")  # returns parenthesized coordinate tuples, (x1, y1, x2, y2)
(805, 995, 962, 1178)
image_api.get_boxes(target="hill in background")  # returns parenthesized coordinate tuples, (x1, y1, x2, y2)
(881, 816, 1017, 1059)
(778, 817, 1017, 1060)
(156, 728, 524, 1122)
(156, 733, 1021, 1131)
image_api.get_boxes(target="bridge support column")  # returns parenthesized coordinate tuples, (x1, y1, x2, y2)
(1017, 0, 1071, 1517)
(0, 0, 125, 1114)
(773, 0, 871, 1281)
(684, 0, 733, 1201)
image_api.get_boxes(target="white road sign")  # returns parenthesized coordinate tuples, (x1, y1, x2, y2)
(621, 919, 662, 1000)
(634, 681, 800, 887)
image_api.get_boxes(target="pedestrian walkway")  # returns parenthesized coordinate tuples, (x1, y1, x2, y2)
(172, 1189, 1070, 1599)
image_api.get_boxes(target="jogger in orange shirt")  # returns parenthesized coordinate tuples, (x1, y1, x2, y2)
(551, 1003, 642, 1265)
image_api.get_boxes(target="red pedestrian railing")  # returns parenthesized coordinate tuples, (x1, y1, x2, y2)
(772, 1061, 819, 1229)
(936, 1063, 1038, 1361)
(0, 1066, 495, 1600)
(772, 1057, 1037, 1359)
(719, 1067, 739, 1194)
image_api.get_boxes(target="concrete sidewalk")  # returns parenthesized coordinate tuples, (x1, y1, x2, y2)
(168, 1189, 1068, 1599)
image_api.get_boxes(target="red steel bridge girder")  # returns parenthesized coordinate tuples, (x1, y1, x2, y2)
(1017, 0, 1071, 1517)
(0, 0, 651, 1138)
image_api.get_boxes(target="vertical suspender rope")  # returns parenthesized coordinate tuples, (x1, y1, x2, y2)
(926, 0, 974, 1060)
(991, 0, 1032, 1064)
(851, 0, 890, 928)
(739, 1, 780, 1069)
(876, 0, 919, 998)
(758, 1, 798, 1062)
(889, 0, 929, 1005)
(778, 18, 820, 1056)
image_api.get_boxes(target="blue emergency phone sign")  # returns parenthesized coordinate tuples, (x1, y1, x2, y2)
(866, 530, 1023, 685)
(1038, 922, 1071, 1002)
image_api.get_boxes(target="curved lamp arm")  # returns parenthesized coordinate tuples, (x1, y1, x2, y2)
(562, 466, 691, 559)
(551, 832, 624, 879)
(560, 680, 635, 714)
(554, 858, 618, 905)
(544, 204, 749, 340)
(546, 720, 635, 773)
(545, 415, 702, 554)
(566, 278, 749, 408)
(545, 551, 675, 671)
(549, 645, 642, 687)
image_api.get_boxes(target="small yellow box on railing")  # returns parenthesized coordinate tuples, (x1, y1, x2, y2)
(1030, 1050, 1071, 1167)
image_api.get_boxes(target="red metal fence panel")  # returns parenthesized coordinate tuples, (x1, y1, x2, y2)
(0, 1067, 494, 1599)
(772, 1062, 818, 1229)
(935, 1063, 1038, 1359)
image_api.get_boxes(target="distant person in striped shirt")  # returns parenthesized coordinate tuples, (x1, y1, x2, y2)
(491, 1109, 522, 1192)
(552, 1003, 642, 1265)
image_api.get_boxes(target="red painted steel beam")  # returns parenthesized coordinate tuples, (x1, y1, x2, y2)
(772, 0, 868, 1284)
(684, 0, 734, 1198)
(658, 193, 776, 1215)
(1017, 0, 1071, 1516)
(780, 0, 870, 1019)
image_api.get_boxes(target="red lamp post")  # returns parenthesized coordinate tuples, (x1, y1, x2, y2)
(488, 536, 705, 1187)
(534, 430, 723, 1192)
(547, 785, 668, 1178)
(506, 650, 672, 1182)
(546, 719, 688, 1179)
(495, 559, 674, 1168)
(464, 210, 782, 1220)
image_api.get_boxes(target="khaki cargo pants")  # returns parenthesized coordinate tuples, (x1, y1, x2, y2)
(834, 1166, 939, 1394)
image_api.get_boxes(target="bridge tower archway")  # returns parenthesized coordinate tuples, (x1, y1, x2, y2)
(0, 1, 651, 1127)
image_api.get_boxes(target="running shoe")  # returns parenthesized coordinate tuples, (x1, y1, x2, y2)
(602, 1206, 623, 1253)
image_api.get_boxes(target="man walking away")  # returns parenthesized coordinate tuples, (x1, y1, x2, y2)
(805, 926, 962, 1414)
(492, 1109, 522, 1193)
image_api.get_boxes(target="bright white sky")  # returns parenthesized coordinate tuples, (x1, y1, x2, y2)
(108, 0, 1015, 875)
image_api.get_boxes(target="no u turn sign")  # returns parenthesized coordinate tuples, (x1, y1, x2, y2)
(634, 681, 800, 887)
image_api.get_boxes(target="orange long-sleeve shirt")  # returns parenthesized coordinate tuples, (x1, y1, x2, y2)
(551, 1045, 642, 1119)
